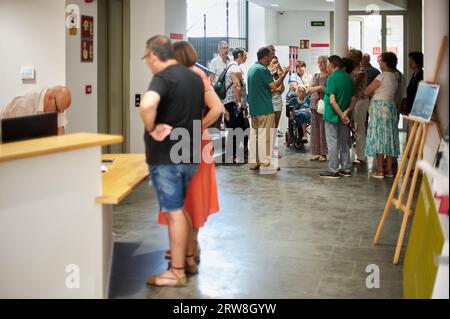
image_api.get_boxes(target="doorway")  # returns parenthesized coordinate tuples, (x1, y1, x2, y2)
(349, 12, 406, 73)
(349, 11, 406, 131)
(98, 0, 130, 153)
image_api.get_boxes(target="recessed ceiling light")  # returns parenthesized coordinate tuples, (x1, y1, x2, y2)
(271, 4, 280, 7)
(325, 0, 335, 2)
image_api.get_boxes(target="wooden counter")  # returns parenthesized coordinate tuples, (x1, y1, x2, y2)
(0, 133, 123, 299)
(97, 154, 149, 205)
(0, 132, 123, 163)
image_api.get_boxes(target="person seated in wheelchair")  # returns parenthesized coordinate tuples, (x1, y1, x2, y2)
(289, 86, 311, 144)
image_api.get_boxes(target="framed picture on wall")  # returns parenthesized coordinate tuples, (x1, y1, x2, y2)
(81, 40, 94, 63)
(81, 15, 94, 39)
(81, 15, 94, 63)
(299, 40, 310, 50)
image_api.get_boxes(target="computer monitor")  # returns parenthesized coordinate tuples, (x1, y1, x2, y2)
(1, 112, 58, 143)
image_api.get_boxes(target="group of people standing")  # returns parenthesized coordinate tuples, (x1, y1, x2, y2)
(139, 35, 424, 287)
(272, 47, 424, 180)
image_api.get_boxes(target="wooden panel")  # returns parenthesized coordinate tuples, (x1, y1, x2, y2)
(0, 133, 122, 163)
(403, 176, 445, 298)
(97, 154, 148, 205)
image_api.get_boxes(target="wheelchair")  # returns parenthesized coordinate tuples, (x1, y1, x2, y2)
(285, 103, 310, 152)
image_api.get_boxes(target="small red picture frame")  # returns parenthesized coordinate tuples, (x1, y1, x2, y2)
(81, 40, 94, 63)
(81, 15, 94, 39)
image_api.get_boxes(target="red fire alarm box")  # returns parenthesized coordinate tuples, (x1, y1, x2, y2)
(85, 85, 92, 95)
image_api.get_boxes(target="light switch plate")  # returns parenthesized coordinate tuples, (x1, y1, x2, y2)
(20, 66, 35, 80)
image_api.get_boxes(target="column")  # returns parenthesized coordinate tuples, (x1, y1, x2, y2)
(423, 0, 449, 132)
(334, 0, 349, 57)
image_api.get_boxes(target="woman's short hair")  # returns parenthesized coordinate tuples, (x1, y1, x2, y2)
(232, 48, 246, 60)
(318, 55, 328, 63)
(408, 52, 424, 69)
(346, 49, 363, 65)
(173, 41, 197, 67)
(296, 60, 307, 68)
(380, 52, 398, 70)
(296, 86, 306, 94)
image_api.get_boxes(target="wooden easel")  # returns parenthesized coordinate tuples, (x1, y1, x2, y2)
(373, 36, 448, 265)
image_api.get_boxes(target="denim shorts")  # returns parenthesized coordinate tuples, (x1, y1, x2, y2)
(149, 164, 199, 213)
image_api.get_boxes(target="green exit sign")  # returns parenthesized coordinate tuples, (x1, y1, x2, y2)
(311, 21, 326, 27)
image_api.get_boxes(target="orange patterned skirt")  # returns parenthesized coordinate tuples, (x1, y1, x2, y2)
(157, 130, 220, 229)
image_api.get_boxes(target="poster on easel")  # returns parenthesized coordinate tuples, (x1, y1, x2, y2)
(409, 82, 440, 123)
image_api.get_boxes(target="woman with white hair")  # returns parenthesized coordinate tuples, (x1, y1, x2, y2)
(307, 56, 329, 162)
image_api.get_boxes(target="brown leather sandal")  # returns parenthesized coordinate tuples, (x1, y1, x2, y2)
(167, 256, 199, 276)
(165, 248, 201, 264)
(185, 255, 199, 275)
(147, 266, 188, 287)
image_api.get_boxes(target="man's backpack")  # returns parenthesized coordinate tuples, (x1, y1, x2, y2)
(213, 63, 235, 100)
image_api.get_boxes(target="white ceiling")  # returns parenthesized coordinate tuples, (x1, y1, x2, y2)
(249, 0, 406, 12)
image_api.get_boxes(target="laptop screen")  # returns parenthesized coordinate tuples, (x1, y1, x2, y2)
(1, 112, 58, 144)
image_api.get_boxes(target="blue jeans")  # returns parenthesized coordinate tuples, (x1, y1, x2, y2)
(149, 164, 199, 212)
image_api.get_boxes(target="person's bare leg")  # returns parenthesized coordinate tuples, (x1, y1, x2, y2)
(183, 209, 196, 267)
(153, 209, 189, 285)
(302, 124, 307, 137)
(275, 111, 282, 129)
(193, 229, 200, 256)
(376, 154, 384, 175)
(386, 156, 393, 174)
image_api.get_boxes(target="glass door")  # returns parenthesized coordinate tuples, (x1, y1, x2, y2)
(386, 15, 404, 73)
(349, 14, 382, 69)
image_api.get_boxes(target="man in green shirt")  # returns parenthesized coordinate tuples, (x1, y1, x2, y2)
(320, 55, 357, 179)
(247, 47, 289, 171)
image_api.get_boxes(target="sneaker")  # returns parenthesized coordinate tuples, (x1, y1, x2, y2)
(339, 170, 352, 177)
(278, 130, 284, 137)
(319, 171, 341, 179)
(249, 164, 260, 171)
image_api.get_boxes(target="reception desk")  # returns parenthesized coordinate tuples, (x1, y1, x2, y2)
(0, 133, 148, 299)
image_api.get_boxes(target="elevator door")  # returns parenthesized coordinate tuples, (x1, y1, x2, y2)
(98, 0, 130, 153)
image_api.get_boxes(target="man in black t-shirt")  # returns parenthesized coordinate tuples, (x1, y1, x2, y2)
(139, 35, 204, 288)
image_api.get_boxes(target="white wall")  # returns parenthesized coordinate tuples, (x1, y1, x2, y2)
(129, 0, 166, 153)
(165, 0, 187, 40)
(423, 0, 449, 133)
(246, 3, 278, 72)
(65, 0, 98, 134)
(277, 11, 331, 74)
(0, 0, 98, 134)
(129, 0, 188, 153)
(265, 8, 278, 47)
(0, 0, 66, 109)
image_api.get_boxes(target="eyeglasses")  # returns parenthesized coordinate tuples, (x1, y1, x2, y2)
(141, 53, 150, 61)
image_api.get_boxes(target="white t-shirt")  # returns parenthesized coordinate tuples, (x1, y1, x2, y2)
(289, 72, 312, 88)
(372, 72, 398, 101)
(223, 62, 247, 107)
(209, 56, 230, 84)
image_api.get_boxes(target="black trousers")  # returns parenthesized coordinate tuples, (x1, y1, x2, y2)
(224, 102, 250, 159)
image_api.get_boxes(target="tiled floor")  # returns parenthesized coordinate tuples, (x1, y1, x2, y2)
(109, 143, 410, 299)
